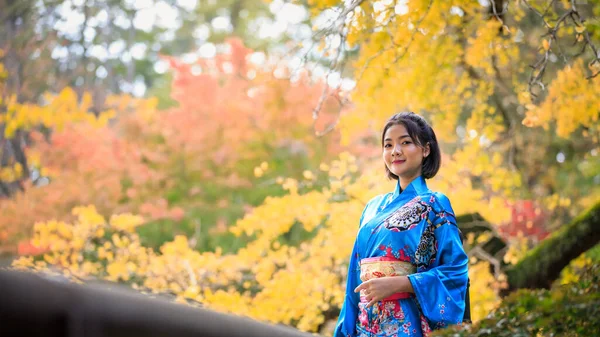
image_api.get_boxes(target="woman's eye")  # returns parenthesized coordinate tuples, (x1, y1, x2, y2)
(384, 144, 392, 148)
(402, 141, 412, 145)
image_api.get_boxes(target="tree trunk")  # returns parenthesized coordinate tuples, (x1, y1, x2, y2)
(230, 0, 243, 34)
(504, 201, 600, 293)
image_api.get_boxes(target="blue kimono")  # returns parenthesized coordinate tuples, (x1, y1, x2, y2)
(334, 176, 468, 337)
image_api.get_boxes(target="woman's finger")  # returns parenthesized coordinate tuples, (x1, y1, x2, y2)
(354, 280, 369, 293)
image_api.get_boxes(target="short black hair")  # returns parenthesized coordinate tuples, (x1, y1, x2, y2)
(381, 112, 441, 180)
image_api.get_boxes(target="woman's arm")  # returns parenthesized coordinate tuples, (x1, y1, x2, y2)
(407, 194, 469, 328)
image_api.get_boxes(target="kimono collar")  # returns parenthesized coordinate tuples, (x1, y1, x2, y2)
(392, 175, 429, 199)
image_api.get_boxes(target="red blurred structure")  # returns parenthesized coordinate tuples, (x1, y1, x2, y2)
(498, 200, 549, 242)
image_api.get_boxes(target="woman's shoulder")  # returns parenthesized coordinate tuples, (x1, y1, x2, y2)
(358, 193, 392, 227)
(364, 192, 392, 210)
(425, 191, 455, 216)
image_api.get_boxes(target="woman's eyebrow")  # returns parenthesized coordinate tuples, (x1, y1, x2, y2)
(384, 135, 411, 142)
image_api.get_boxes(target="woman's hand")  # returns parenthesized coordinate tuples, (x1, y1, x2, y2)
(354, 276, 414, 308)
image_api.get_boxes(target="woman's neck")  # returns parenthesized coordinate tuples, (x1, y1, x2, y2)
(399, 174, 421, 191)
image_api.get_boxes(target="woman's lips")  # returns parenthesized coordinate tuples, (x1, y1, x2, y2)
(392, 160, 405, 164)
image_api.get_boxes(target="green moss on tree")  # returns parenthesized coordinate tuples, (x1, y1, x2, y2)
(505, 201, 600, 291)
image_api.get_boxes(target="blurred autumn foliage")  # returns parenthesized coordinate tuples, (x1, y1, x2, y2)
(1, 39, 348, 253)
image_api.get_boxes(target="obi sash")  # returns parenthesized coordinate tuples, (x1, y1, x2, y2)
(359, 256, 416, 302)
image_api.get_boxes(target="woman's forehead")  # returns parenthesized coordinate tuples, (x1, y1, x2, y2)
(384, 124, 409, 137)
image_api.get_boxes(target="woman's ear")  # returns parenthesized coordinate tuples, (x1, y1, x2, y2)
(423, 142, 431, 158)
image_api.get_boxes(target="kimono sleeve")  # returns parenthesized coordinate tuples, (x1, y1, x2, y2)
(407, 193, 469, 329)
(334, 196, 382, 337)
(333, 239, 361, 337)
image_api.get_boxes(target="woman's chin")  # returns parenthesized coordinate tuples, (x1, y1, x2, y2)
(391, 169, 406, 177)
(393, 170, 420, 180)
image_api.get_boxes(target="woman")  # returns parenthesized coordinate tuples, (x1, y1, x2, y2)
(334, 112, 469, 337)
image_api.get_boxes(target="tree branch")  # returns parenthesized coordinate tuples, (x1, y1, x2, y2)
(523, 0, 600, 98)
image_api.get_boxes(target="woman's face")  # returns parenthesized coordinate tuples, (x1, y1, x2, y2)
(382, 124, 430, 182)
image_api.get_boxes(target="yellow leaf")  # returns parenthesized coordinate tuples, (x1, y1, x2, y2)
(302, 170, 314, 180)
(542, 39, 550, 51)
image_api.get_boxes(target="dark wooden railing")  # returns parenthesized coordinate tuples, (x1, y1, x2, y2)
(0, 270, 314, 337)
